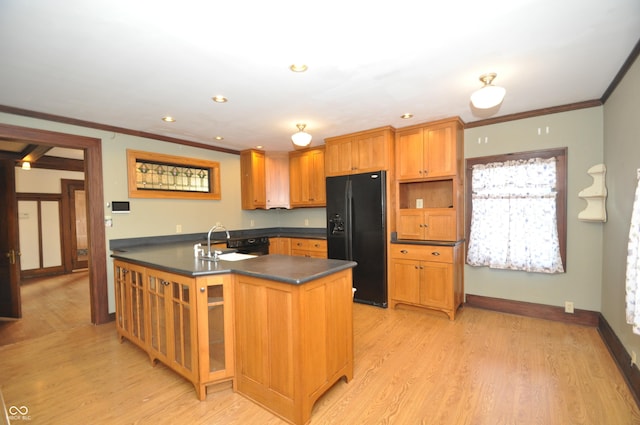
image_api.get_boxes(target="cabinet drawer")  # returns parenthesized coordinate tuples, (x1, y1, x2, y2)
(290, 238, 327, 252)
(390, 244, 453, 263)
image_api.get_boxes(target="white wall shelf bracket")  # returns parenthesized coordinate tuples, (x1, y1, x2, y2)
(578, 163, 607, 222)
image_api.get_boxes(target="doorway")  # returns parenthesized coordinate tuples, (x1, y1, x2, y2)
(0, 122, 109, 324)
(62, 179, 89, 271)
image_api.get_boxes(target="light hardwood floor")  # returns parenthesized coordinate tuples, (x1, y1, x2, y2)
(1, 274, 639, 424)
(0, 271, 91, 346)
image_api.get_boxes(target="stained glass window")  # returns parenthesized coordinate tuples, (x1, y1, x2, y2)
(127, 150, 221, 200)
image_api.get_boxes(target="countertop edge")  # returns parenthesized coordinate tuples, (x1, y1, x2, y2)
(390, 238, 466, 247)
(111, 251, 357, 285)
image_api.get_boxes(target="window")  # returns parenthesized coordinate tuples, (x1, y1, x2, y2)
(127, 150, 221, 200)
(465, 148, 567, 273)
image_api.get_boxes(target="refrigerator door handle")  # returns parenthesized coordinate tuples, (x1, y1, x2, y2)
(346, 179, 353, 260)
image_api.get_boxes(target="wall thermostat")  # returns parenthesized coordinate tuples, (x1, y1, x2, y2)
(111, 201, 130, 214)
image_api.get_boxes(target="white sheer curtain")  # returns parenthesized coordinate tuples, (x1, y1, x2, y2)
(625, 171, 640, 334)
(467, 157, 564, 273)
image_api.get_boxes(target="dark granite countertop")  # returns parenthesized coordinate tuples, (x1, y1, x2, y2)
(111, 242, 356, 285)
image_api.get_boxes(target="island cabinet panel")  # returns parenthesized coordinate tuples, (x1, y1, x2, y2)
(114, 261, 234, 401)
(234, 269, 354, 425)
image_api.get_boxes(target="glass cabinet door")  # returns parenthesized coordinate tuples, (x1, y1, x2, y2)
(147, 274, 168, 359)
(172, 280, 193, 372)
(197, 275, 233, 386)
(113, 261, 145, 346)
(206, 284, 226, 373)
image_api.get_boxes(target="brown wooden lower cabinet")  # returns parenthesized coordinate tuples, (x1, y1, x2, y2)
(114, 261, 234, 400)
(269, 237, 291, 255)
(234, 269, 353, 425)
(270, 237, 327, 258)
(290, 237, 327, 258)
(388, 242, 464, 320)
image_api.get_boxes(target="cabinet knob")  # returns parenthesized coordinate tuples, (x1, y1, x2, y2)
(400, 249, 408, 254)
(200, 287, 205, 293)
(160, 280, 170, 286)
(431, 252, 440, 256)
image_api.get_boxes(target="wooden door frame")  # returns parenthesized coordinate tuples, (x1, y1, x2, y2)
(0, 160, 21, 318)
(61, 179, 89, 272)
(0, 123, 109, 325)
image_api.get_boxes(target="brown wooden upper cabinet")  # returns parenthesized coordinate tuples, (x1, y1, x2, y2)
(394, 118, 464, 242)
(241, 149, 291, 210)
(240, 149, 266, 209)
(395, 118, 463, 181)
(289, 147, 326, 207)
(324, 126, 394, 176)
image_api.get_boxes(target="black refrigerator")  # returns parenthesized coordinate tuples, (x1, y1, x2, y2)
(326, 171, 387, 307)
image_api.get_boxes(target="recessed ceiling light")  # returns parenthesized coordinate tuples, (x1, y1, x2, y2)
(256, 145, 263, 149)
(212, 95, 228, 103)
(400, 113, 413, 119)
(290, 64, 308, 72)
(214, 136, 224, 141)
(162, 116, 176, 122)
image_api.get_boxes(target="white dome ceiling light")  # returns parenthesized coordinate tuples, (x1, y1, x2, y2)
(470, 73, 506, 109)
(291, 123, 312, 147)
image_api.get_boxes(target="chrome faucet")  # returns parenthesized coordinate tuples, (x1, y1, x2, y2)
(206, 224, 230, 258)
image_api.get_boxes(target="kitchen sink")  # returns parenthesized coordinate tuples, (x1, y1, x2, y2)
(212, 252, 257, 261)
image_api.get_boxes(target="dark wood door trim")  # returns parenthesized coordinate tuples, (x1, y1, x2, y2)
(0, 160, 22, 318)
(61, 179, 88, 272)
(0, 122, 109, 325)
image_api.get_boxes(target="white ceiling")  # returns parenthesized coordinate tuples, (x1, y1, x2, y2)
(0, 0, 639, 153)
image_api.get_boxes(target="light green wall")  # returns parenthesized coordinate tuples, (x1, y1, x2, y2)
(603, 54, 640, 358)
(464, 107, 604, 310)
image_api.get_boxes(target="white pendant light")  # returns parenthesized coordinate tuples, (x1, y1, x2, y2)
(291, 123, 312, 147)
(470, 73, 506, 109)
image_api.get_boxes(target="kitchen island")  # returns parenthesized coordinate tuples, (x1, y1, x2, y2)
(111, 244, 356, 425)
